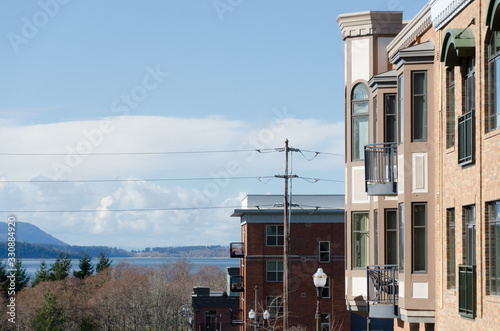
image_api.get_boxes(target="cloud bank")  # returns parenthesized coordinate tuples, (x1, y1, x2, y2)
(0, 115, 344, 248)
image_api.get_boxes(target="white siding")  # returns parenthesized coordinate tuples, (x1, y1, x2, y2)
(352, 166, 369, 203)
(352, 276, 368, 296)
(412, 282, 428, 299)
(412, 152, 428, 193)
(351, 38, 370, 82)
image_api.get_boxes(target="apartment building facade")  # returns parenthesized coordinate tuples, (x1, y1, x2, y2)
(230, 195, 349, 330)
(432, 0, 500, 329)
(339, 0, 500, 330)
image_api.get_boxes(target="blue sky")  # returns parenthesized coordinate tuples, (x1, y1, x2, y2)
(0, 0, 425, 248)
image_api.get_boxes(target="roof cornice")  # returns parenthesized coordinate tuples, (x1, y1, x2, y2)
(387, 4, 432, 59)
(337, 11, 403, 40)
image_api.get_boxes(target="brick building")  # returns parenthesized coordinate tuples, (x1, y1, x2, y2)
(338, 0, 500, 330)
(192, 267, 241, 331)
(433, 0, 500, 329)
(230, 194, 349, 330)
(192, 285, 240, 331)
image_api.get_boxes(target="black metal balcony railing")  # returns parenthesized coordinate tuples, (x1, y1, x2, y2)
(230, 242, 244, 258)
(230, 275, 244, 292)
(364, 143, 397, 196)
(367, 265, 399, 319)
(459, 264, 476, 319)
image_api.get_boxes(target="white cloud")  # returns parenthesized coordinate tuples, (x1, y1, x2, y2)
(0, 115, 344, 248)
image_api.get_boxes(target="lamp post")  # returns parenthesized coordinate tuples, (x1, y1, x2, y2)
(263, 310, 270, 329)
(248, 309, 270, 330)
(313, 267, 328, 331)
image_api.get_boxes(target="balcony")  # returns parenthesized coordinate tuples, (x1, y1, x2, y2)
(459, 264, 476, 318)
(230, 242, 244, 258)
(364, 143, 397, 196)
(230, 275, 244, 292)
(367, 265, 399, 319)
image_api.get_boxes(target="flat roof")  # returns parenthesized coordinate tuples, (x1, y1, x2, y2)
(231, 194, 345, 217)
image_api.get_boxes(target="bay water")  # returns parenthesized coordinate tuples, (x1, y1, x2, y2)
(19, 257, 239, 277)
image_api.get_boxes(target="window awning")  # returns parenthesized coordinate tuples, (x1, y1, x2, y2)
(440, 28, 475, 66)
(487, 0, 500, 31)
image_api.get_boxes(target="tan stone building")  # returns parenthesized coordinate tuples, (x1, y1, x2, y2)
(339, 0, 500, 330)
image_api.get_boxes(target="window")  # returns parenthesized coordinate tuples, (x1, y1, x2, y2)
(352, 84, 369, 161)
(487, 31, 500, 132)
(446, 68, 455, 148)
(205, 310, 217, 330)
(385, 209, 398, 265)
(412, 72, 427, 141)
(352, 212, 369, 269)
(447, 208, 456, 289)
(321, 278, 330, 298)
(458, 58, 475, 165)
(463, 205, 476, 265)
(486, 201, 500, 295)
(266, 261, 283, 282)
(373, 96, 378, 143)
(385, 94, 397, 143)
(266, 225, 284, 246)
(321, 314, 330, 331)
(413, 203, 427, 272)
(398, 75, 404, 144)
(266, 296, 283, 317)
(399, 203, 405, 272)
(319, 241, 330, 263)
(374, 210, 379, 265)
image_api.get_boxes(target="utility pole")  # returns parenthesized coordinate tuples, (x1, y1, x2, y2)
(283, 139, 290, 331)
(275, 139, 298, 330)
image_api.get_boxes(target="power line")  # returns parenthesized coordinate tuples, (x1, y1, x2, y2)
(0, 149, 274, 156)
(0, 148, 344, 157)
(0, 206, 241, 213)
(2, 176, 274, 184)
(0, 176, 343, 184)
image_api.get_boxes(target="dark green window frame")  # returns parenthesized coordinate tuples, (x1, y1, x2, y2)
(412, 71, 427, 141)
(447, 208, 456, 289)
(412, 203, 427, 273)
(458, 58, 475, 166)
(487, 31, 500, 132)
(486, 201, 500, 296)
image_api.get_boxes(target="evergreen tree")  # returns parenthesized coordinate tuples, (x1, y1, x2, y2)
(96, 251, 112, 273)
(31, 290, 66, 331)
(1, 259, 30, 294)
(78, 316, 98, 331)
(50, 253, 72, 281)
(32, 260, 51, 286)
(0, 260, 7, 297)
(73, 254, 94, 279)
(9, 259, 30, 292)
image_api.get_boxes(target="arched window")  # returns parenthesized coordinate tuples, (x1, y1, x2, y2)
(351, 83, 369, 161)
(487, 31, 500, 132)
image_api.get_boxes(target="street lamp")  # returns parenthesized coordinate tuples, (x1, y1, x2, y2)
(313, 267, 328, 331)
(248, 309, 271, 330)
(263, 310, 270, 328)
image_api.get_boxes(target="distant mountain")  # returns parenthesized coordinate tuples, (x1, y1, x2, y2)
(0, 221, 69, 247)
